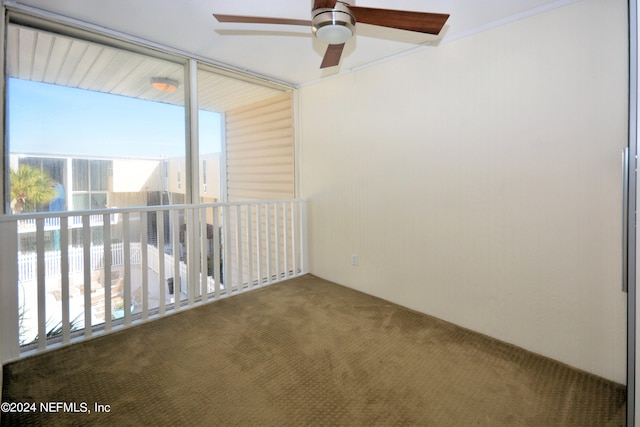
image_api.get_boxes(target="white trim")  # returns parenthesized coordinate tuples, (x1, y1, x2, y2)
(220, 113, 228, 203)
(186, 58, 199, 205)
(631, 1, 638, 425)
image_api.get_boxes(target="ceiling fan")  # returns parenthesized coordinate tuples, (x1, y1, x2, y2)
(213, 0, 449, 69)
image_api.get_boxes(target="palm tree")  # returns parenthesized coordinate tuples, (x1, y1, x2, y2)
(10, 164, 57, 214)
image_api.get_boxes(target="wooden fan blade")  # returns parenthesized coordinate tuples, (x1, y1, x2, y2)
(313, 0, 338, 10)
(320, 43, 345, 68)
(213, 14, 311, 26)
(349, 7, 449, 35)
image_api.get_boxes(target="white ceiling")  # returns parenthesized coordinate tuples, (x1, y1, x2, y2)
(9, 0, 579, 87)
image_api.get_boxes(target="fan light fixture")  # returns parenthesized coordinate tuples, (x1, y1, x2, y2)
(312, 2, 355, 45)
(315, 24, 352, 44)
(151, 77, 179, 92)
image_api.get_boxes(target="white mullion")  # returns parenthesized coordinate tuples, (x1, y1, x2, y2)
(185, 58, 199, 205)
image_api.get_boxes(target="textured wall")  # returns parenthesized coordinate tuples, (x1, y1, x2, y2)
(298, 0, 628, 383)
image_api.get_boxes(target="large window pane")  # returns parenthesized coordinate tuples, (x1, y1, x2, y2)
(90, 160, 109, 192)
(7, 18, 297, 346)
(197, 68, 223, 204)
(7, 24, 186, 213)
(6, 22, 188, 344)
(72, 160, 89, 192)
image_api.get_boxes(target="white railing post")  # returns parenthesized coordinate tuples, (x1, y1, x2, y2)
(283, 201, 289, 279)
(199, 206, 208, 302)
(291, 201, 299, 276)
(213, 206, 221, 298)
(246, 205, 253, 289)
(186, 207, 199, 306)
(266, 203, 272, 284)
(172, 210, 181, 311)
(275, 202, 281, 282)
(256, 203, 263, 286)
(236, 205, 243, 293)
(140, 212, 149, 319)
(36, 218, 46, 351)
(103, 214, 112, 332)
(300, 200, 309, 274)
(60, 217, 71, 344)
(157, 210, 166, 316)
(123, 213, 132, 326)
(222, 206, 233, 295)
(0, 220, 20, 363)
(82, 215, 91, 338)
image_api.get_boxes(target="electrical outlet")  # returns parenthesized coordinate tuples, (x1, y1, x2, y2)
(352, 254, 359, 266)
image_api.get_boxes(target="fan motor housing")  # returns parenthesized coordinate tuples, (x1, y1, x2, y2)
(312, 1, 355, 44)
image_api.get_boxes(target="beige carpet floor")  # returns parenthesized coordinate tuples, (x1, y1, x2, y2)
(1, 274, 626, 426)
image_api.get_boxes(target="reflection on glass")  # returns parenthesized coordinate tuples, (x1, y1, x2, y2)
(7, 23, 189, 345)
(8, 23, 187, 213)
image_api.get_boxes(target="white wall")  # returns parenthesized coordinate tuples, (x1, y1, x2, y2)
(298, 0, 628, 383)
(112, 159, 162, 192)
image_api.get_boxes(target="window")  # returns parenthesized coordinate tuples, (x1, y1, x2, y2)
(6, 23, 186, 213)
(197, 68, 224, 204)
(3, 11, 297, 347)
(71, 159, 109, 210)
(16, 157, 65, 212)
(5, 19, 191, 342)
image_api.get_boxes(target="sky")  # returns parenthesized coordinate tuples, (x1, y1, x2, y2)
(8, 78, 222, 159)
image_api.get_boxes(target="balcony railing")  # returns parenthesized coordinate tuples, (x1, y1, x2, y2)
(0, 199, 308, 362)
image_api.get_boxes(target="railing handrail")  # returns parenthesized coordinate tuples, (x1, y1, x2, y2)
(0, 198, 305, 222)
